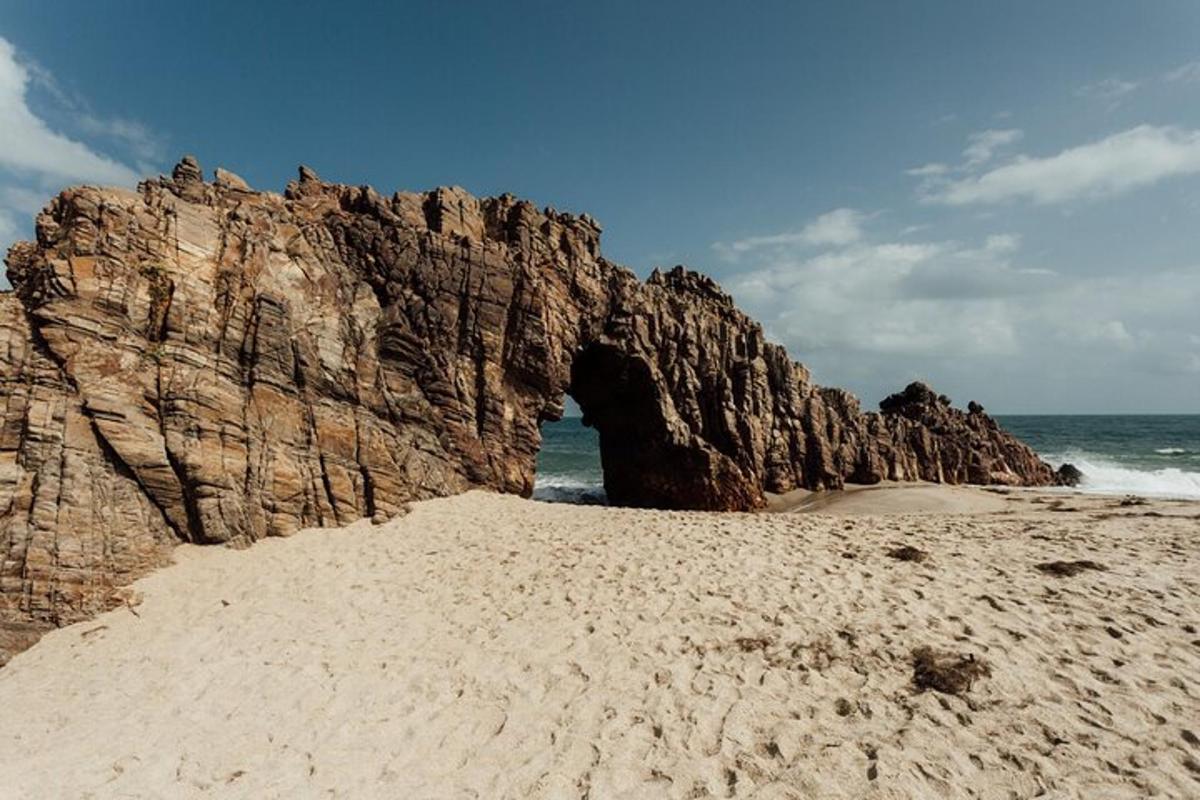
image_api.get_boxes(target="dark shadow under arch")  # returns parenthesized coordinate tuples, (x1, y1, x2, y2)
(566, 342, 760, 510)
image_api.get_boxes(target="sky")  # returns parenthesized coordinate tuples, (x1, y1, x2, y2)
(1, 1, 1198, 413)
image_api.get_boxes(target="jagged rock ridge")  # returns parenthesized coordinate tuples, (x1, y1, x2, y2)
(0, 157, 1059, 662)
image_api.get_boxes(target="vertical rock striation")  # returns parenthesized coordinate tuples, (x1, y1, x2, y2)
(0, 158, 1059, 661)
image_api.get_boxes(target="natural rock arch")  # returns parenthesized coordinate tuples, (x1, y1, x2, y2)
(566, 340, 759, 511)
(0, 157, 1059, 662)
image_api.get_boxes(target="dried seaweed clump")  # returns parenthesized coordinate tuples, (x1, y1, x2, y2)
(912, 647, 990, 695)
(1035, 560, 1107, 578)
(887, 545, 928, 563)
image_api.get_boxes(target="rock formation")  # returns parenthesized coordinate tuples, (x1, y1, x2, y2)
(0, 157, 1059, 662)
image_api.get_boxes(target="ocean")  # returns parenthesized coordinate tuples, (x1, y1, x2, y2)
(532, 417, 606, 504)
(533, 415, 1200, 503)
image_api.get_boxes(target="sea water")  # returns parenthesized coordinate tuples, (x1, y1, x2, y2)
(998, 415, 1200, 500)
(534, 415, 1200, 503)
(532, 417, 606, 504)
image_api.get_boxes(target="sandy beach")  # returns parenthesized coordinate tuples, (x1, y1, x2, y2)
(1, 487, 1198, 799)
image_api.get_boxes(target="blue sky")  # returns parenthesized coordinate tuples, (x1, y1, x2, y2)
(1, 1, 1198, 412)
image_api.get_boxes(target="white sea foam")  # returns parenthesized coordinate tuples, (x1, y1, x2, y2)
(533, 455, 1200, 505)
(1047, 452, 1200, 500)
(532, 474, 607, 504)
(1154, 447, 1187, 455)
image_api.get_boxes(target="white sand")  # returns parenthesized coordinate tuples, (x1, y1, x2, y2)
(1, 489, 1198, 799)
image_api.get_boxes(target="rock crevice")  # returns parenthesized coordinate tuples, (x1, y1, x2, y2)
(0, 158, 1060, 662)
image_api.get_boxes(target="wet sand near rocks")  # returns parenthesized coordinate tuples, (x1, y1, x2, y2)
(1, 488, 1197, 798)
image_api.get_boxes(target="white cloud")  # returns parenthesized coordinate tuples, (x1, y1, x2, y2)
(0, 37, 140, 186)
(714, 211, 1200, 410)
(1075, 77, 1139, 108)
(1037, 270, 1199, 365)
(714, 208, 865, 258)
(792, 208, 866, 247)
(0, 36, 159, 276)
(905, 163, 949, 177)
(983, 233, 1021, 254)
(922, 125, 1200, 206)
(1062, 318, 1135, 349)
(1165, 61, 1200, 83)
(723, 214, 1043, 360)
(78, 115, 165, 166)
(963, 129, 1023, 167)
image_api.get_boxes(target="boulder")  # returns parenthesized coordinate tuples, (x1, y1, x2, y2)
(1056, 463, 1084, 486)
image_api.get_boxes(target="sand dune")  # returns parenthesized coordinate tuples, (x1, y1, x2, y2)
(1, 489, 1198, 798)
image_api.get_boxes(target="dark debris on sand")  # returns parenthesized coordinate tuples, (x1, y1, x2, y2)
(887, 545, 929, 563)
(911, 647, 991, 695)
(1035, 560, 1108, 577)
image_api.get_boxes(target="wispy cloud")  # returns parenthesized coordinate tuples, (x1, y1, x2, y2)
(1165, 61, 1200, 83)
(963, 129, 1023, 167)
(904, 129, 1022, 198)
(0, 38, 140, 186)
(905, 163, 949, 178)
(714, 208, 865, 259)
(78, 115, 166, 168)
(918, 125, 1200, 206)
(1074, 77, 1139, 109)
(0, 36, 162, 274)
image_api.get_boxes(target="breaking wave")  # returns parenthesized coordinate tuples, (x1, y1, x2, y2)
(1045, 452, 1200, 500)
(531, 475, 608, 505)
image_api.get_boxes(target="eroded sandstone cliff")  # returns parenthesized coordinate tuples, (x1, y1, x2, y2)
(0, 157, 1058, 662)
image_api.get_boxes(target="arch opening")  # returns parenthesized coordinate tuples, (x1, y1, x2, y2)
(531, 340, 763, 510)
(532, 396, 605, 505)
(531, 339, 664, 506)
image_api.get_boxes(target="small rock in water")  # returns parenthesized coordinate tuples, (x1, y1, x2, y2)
(1056, 463, 1084, 486)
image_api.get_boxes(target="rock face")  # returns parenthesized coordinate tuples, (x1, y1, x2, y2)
(0, 158, 1059, 662)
